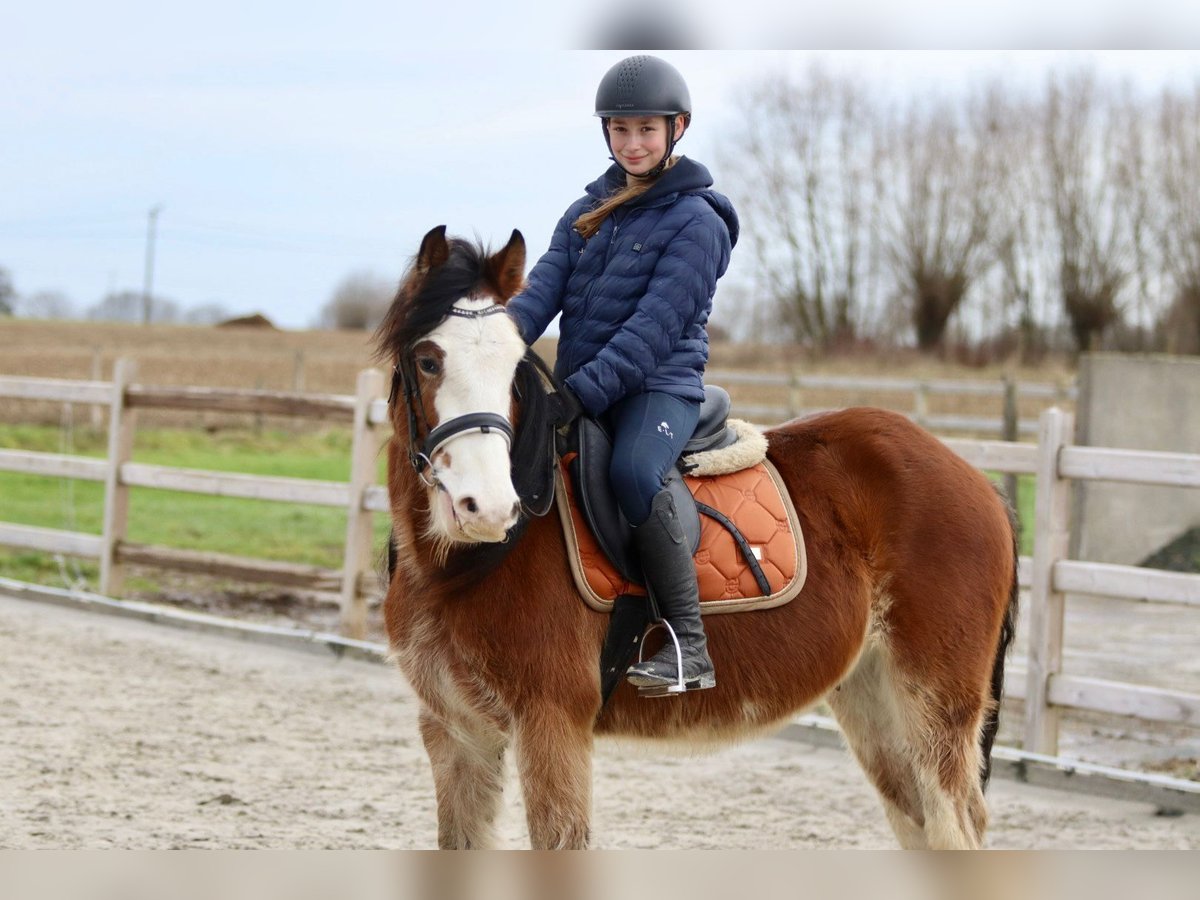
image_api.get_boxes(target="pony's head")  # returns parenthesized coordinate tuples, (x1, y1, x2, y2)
(374, 225, 530, 547)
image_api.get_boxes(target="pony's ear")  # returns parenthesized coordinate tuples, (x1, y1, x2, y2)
(487, 229, 526, 302)
(416, 225, 450, 273)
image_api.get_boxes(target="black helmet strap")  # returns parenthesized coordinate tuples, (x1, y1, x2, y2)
(601, 115, 686, 180)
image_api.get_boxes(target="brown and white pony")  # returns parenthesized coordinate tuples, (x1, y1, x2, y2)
(376, 226, 1019, 850)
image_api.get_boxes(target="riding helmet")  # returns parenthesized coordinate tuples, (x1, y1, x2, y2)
(594, 54, 691, 118)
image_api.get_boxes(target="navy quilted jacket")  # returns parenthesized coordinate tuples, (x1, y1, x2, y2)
(507, 157, 739, 416)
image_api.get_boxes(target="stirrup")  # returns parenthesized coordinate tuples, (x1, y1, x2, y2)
(632, 621, 716, 698)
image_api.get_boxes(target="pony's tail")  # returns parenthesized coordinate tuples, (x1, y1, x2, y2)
(979, 493, 1021, 791)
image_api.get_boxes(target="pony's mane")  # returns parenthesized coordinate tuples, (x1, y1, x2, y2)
(372, 237, 490, 363)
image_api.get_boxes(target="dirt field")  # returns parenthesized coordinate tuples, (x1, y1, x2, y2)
(0, 319, 1072, 428)
(124, 574, 1200, 781)
(3, 594, 1197, 850)
(0, 320, 383, 428)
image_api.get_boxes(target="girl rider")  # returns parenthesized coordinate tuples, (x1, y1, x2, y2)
(507, 55, 739, 693)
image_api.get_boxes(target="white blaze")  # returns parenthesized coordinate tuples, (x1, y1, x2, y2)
(424, 298, 525, 544)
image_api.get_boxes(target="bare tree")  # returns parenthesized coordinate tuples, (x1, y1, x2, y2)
(991, 92, 1047, 360)
(18, 289, 76, 320)
(316, 271, 394, 330)
(1040, 71, 1138, 353)
(0, 268, 14, 317)
(87, 291, 142, 322)
(88, 291, 179, 323)
(184, 302, 234, 325)
(1103, 84, 1159, 352)
(719, 66, 1170, 358)
(720, 68, 876, 350)
(982, 81, 1077, 362)
(1153, 81, 1200, 354)
(874, 88, 1005, 352)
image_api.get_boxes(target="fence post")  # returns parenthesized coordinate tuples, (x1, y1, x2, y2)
(339, 368, 386, 639)
(1023, 406, 1074, 755)
(1002, 376, 1019, 507)
(293, 349, 306, 393)
(254, 377, 265, 435)
(786, 371, 802, 420)
(90, 347, 104, 431)
(913, 382, 929, 428)
(99, 358, 138, 596)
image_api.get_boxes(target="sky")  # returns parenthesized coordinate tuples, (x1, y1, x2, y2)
(4, 4, 1200, 329)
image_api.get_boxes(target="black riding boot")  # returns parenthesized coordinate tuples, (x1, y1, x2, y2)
(625, 489, 716, 692)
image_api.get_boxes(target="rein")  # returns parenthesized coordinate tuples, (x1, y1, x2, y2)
(389, 303, 515, 488)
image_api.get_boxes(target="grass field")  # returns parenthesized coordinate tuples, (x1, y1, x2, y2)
(0, 424, 393, 592)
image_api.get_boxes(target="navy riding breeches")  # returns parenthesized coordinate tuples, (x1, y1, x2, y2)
(606, 391, 700, 527)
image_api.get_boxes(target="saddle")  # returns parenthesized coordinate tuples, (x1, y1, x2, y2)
(557, 385, 806, 613)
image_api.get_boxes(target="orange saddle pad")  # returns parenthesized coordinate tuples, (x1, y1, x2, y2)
(554, 458, 807, 614)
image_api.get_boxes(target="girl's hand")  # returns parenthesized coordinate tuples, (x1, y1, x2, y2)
(552, 385, 585, 427)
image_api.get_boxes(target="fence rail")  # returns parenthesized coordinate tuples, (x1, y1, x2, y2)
(707, 367, 1075, 438)
(0, 365, 1196, 759)
(0, 376, 112, 405)
(126, 385, 358, 420)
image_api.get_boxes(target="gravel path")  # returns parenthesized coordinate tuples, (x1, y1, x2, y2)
(2, 595, 1197, 849)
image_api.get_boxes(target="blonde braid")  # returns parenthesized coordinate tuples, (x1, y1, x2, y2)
(573, 156, 677, 240)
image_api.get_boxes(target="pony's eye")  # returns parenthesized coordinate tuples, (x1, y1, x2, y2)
(417, 357, 441, 376)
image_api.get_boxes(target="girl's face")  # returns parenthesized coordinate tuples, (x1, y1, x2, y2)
(608, 115, 684, 176)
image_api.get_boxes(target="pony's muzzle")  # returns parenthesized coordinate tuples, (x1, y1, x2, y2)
(456, 495, 521, 542)
(431, 432, 520, 543)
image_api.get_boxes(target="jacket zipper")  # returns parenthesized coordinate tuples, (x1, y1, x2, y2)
(580, 212, 627, 322)
(606, 209, 627, 262)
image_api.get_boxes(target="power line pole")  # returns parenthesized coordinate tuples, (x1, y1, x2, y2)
(142, 204, 163, 325)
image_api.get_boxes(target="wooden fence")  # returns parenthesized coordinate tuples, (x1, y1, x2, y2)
(944, 411, 1200, 755)
(0, 364, 1196, 759)
(0, 361, 390, 639)
(708, 368, 1076, 438)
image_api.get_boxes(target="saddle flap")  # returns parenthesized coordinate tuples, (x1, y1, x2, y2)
(516, 424, 557, 518)
(511, 355, 559, 518)
(598, 594, 651, 708)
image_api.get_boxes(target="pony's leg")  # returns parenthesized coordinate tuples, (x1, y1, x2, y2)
(901, 697, 989, 851)
(835, 641, 989, 850)
(419, 705, 509, 849)
(513, 703, 593, 849)
(828, 643, 929, 849)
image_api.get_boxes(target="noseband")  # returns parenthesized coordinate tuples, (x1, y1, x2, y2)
(389, 303, 515, 488)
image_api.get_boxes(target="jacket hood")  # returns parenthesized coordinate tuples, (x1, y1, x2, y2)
(584, 156, 740, 248)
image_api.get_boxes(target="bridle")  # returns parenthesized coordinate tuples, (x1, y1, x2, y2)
(389, 303, 515, 489)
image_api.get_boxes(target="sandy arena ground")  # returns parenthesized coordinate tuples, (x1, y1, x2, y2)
(2, 595, 1197, 850)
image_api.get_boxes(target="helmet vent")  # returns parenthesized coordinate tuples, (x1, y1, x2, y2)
(615, 57, 647, 105)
